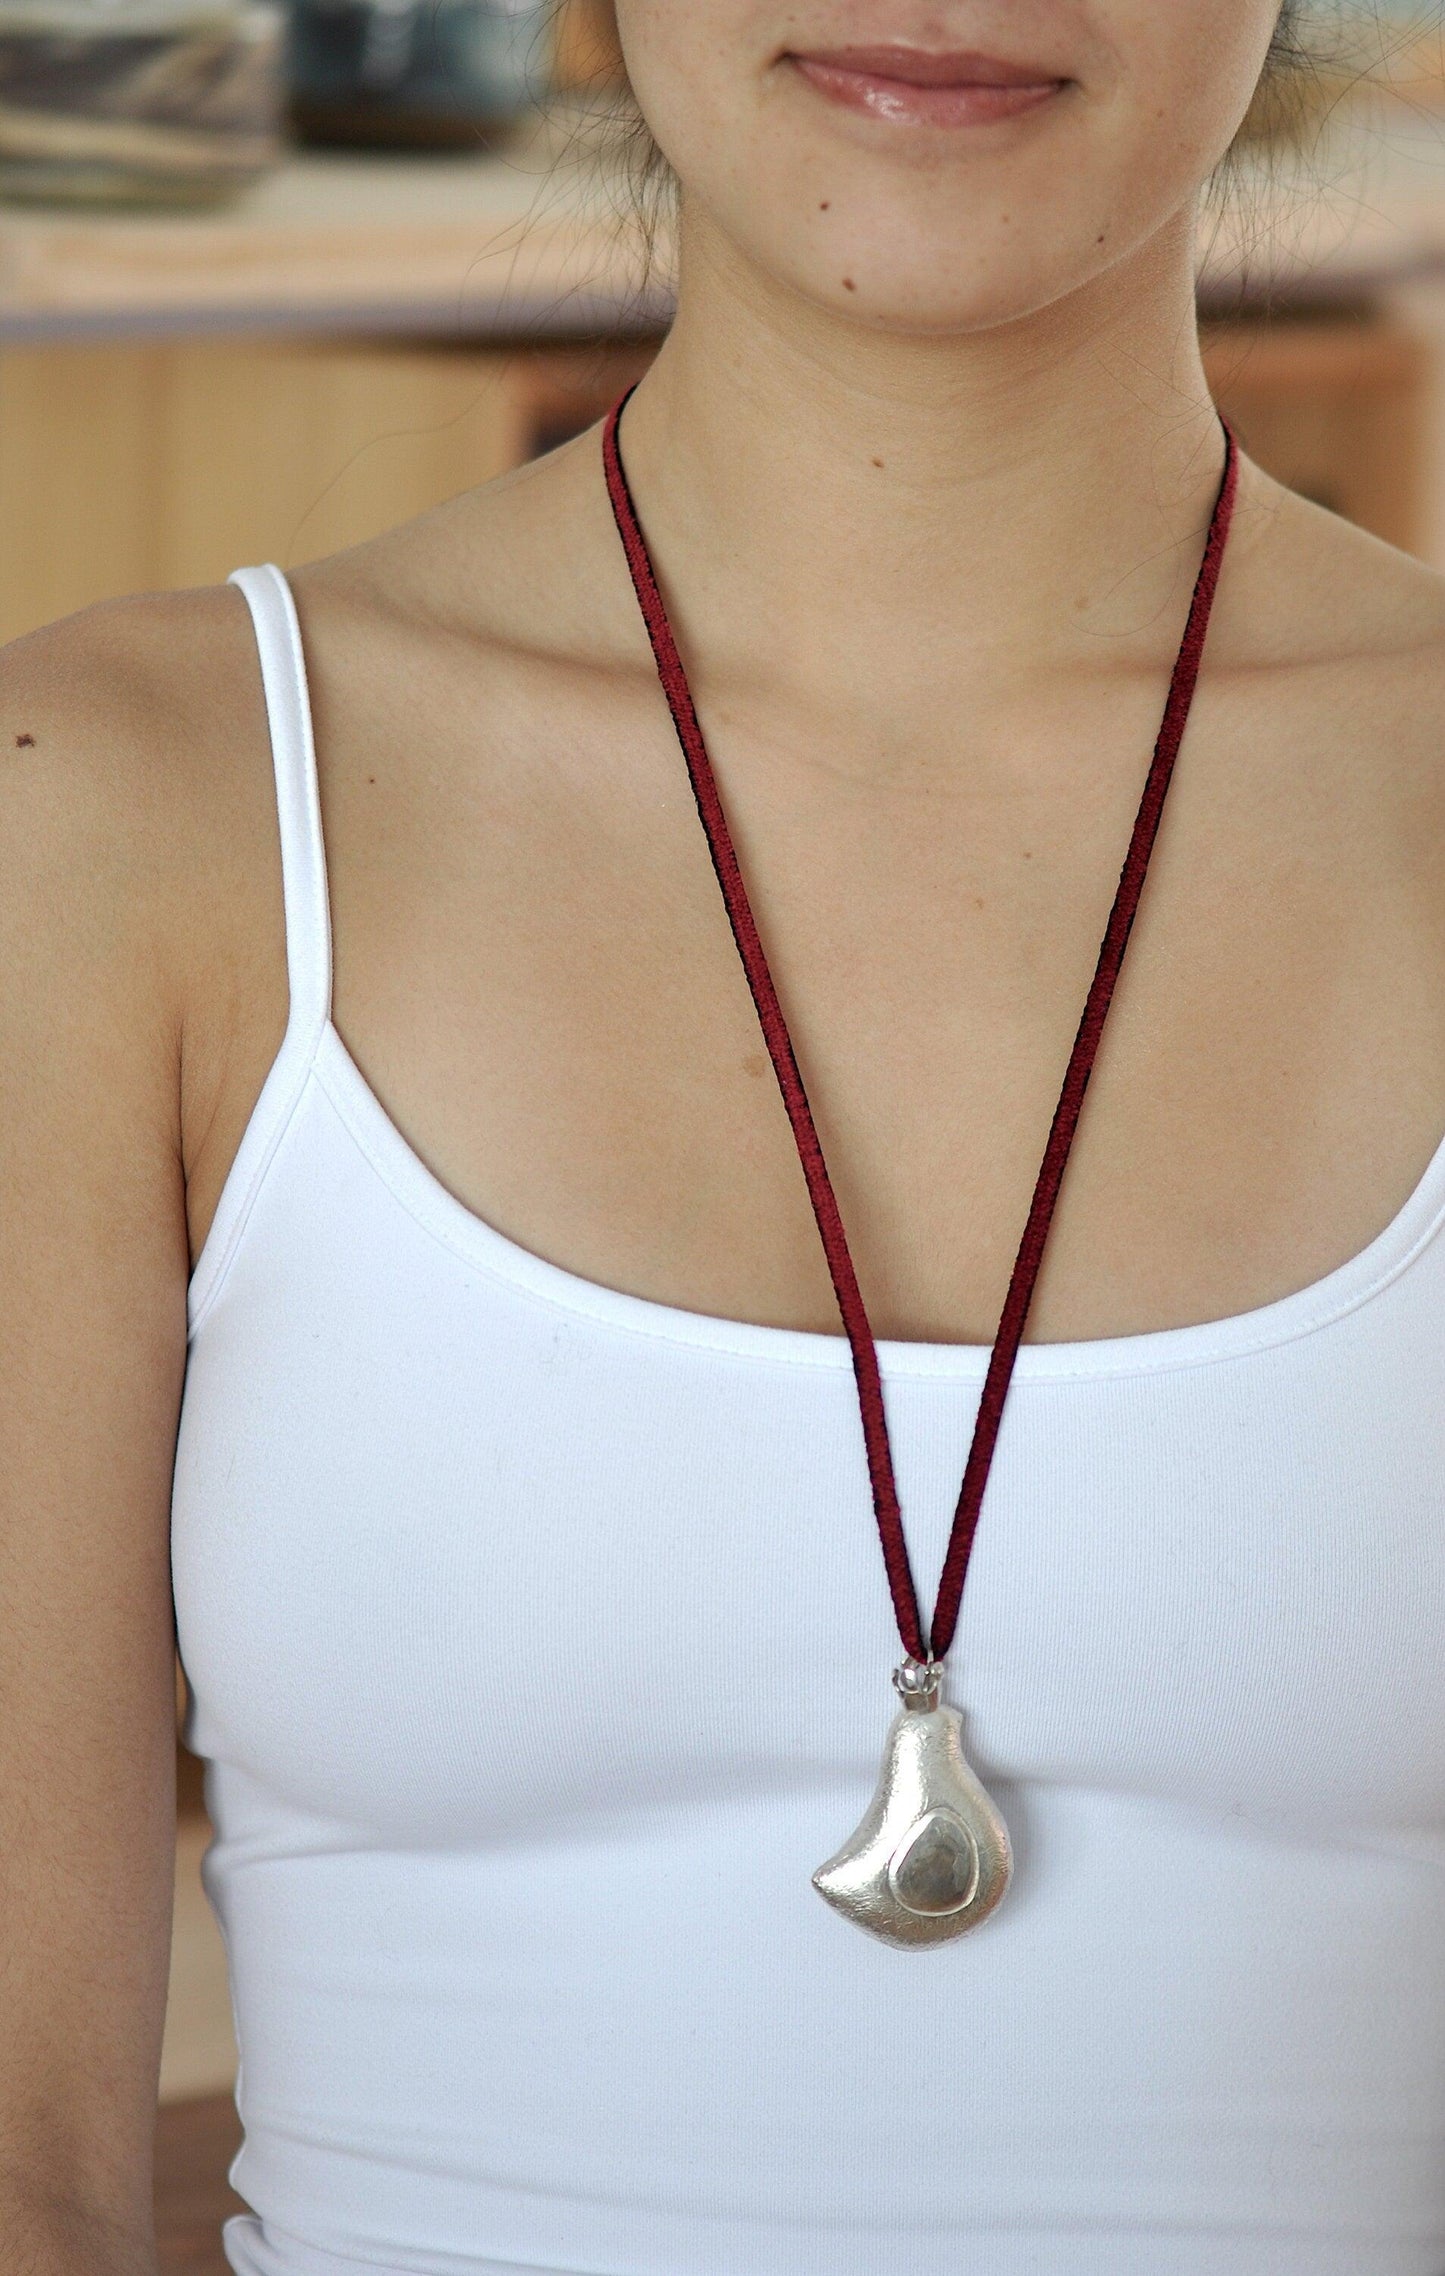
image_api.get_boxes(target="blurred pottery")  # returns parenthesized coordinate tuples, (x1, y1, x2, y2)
(287, 0, 551, 150)
(0, 0, 284, 205)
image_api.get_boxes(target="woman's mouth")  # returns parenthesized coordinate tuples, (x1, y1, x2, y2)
(788, 45, 1067, 128)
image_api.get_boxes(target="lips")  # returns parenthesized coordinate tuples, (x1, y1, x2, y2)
(789, 45, 1066, 128)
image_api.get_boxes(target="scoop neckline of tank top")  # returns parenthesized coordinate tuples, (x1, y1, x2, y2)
(305, 1017, 1445, 1380)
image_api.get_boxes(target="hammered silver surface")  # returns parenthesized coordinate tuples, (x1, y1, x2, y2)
(812, 1698, 1012, 1947)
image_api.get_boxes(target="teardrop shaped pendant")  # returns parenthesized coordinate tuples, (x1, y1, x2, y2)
(813, 1661, 1012, 1948)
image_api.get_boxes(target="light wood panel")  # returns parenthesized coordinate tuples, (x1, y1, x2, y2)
(1202, 317, 1429, 554)
(0, 334, 656, 639)
(157, 340, 528, 582)
(0, 339, 168, 635)
(161, 1813, 237, 2105)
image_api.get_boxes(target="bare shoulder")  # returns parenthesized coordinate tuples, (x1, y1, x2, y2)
(0, 579, 271, 898)
(0, 582, 284, 1208)
(1225, 463, 1445, 739)
(1204, 463, 1445, 923)
(286, 420, 643, 693)
(275, 429, 659, 995)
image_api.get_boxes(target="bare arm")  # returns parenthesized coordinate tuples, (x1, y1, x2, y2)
(0, 592, 273, 2275)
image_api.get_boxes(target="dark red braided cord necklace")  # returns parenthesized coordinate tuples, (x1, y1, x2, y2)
(604, 387, 1237, 1668)
(605, 392, 1237, 1945)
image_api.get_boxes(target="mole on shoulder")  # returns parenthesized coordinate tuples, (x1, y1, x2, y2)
(15, 731, 35, 748)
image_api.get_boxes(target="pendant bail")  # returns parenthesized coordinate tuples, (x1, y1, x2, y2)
(893, 1658, 945, 1713)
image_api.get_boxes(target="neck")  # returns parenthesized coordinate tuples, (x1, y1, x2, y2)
(618, 198, 1227, 736)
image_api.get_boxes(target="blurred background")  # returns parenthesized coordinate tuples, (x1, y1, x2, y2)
(7, 0, 1433, 2260)
(7, 0, 1445, 652)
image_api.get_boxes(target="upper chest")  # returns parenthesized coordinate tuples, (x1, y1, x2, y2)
(311, 632, 1445, 1347)
(194, 594, 1445, 1349)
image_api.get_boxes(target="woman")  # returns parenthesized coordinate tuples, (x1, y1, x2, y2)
(4, 0, 1445, 2269)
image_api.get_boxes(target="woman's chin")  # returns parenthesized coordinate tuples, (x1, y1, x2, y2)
(716, 217, 1131, 342)
(680, 124, 1161, 342)
(805, 269, 1082, 336)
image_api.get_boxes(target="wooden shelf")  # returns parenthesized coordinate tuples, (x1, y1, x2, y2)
(0, 123, 668, 343)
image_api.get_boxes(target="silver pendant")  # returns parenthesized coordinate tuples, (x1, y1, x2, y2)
(813, 1660, 1012, 1947)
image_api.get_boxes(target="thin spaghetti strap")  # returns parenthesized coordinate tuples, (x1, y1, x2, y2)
(228, 563, 334, 1046)
(187, 565, 335, 1336)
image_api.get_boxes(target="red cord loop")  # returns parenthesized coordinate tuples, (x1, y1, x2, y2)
(603, 393, 1238, 1665)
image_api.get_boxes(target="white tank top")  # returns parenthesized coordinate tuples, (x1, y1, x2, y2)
(173, 562, 1445, 2276)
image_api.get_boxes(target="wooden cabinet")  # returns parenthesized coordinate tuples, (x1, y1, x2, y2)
(0, 334, 657, 642)
(1201, 315, 1429, 555)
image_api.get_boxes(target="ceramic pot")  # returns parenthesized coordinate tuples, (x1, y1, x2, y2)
(0, 0, 284, 205)
(287, 0, 550, 149)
